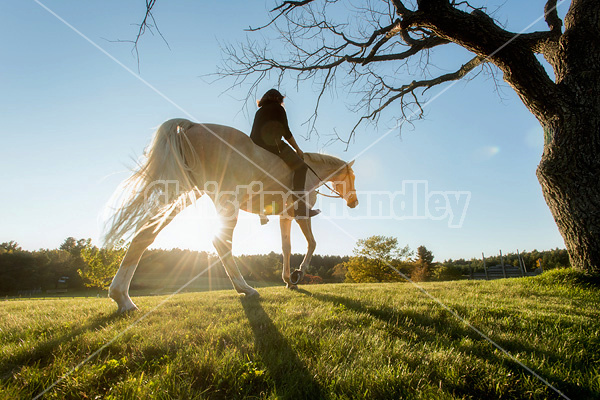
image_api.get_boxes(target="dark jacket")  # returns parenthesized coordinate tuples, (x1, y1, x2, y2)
(250, 101, 292, 154)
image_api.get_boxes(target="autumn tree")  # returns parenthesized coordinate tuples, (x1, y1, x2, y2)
(213, 0, 600, 274)
(412, 245, 434, 282)
(345, 235, 412, 282)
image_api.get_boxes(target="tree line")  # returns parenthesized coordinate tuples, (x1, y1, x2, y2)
(0, 236, 571, 295)
(330, 236, 569, 283)
(0, 238, 348, 294)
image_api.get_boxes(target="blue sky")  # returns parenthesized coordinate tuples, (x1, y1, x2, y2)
(0, 1, 567, 261)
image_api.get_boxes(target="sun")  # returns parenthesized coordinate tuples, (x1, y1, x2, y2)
(150, 196, 222, 251)
(149, 195, 286, 256)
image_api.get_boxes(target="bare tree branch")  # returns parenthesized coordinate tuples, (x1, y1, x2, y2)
(110, 0, 170, 72)
(247, 0, 317, 32)
(544, 0, 563, 33)
(345, 55, 486, 145)
(219, 0, 564, 142)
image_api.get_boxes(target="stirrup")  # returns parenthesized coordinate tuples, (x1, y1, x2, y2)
(294, 207, 321, 218)
(307, 208, 321, 217)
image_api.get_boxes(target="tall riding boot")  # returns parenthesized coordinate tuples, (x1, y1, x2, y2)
(292, 166, 320, 218)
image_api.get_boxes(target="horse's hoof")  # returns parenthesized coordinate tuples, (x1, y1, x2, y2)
(290, 269, 304, 285)
(286, 283, 298, 290)
(110, 290, 138, 314)
(118, 303, 139, 314)
(241, 288, 260, 298)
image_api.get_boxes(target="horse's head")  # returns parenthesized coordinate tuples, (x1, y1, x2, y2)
(332, 160, 358, 208)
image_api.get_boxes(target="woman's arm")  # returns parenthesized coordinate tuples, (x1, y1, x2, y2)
(286, 134, 304, 159)
(278, 104, 305, 159)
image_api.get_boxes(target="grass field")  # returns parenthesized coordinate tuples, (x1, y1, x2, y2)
(3, 276, 279, 301)
(1, 269, 599, 399)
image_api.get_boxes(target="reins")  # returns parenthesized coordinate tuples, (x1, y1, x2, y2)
(315, 190, 342, 198)
(305, 163, 345, 199)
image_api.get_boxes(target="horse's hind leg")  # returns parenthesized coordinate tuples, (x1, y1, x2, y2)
(109, 227, 156, 312)
(109, 207, 183, 312)
(279, 216, 296, 289)
(212, 202, 259, 297)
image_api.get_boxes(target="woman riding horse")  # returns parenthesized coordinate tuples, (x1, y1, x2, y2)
(250, 89, 320, 218)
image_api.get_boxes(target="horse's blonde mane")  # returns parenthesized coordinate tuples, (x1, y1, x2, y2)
(304, 152, 346, 168)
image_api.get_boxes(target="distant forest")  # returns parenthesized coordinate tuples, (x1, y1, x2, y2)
(0, 238, 570, 295)
(0, 238, 348, 295)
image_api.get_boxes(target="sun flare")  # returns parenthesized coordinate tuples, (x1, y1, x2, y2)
(150, 196, 222, 251)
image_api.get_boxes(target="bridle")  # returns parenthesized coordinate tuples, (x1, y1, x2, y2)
(305, 163, 348, 200)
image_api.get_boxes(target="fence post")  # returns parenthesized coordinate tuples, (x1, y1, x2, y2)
(482, 252, 488, 280)
(500, 250, 507, 279)
(517, 249, 525, 277)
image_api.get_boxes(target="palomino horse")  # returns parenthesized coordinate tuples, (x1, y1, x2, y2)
(105, 118, 358, 312)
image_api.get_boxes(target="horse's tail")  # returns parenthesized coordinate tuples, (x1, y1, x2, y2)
(103, 118, 199, 248)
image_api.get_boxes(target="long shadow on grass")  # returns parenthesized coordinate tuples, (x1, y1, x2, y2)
(298, 289, 574, 400)
(297, 288, 478, 343)
(0, 311, 122, 380)
(241, 297, 326, 400)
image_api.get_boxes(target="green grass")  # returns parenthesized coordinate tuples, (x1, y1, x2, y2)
(1, 269, 599, 399)
(2, 277, 278, 300)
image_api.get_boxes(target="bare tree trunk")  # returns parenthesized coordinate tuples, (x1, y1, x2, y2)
(415, 1, 600, 273)
(537, 117, 600, 273)
(535, 0, 600, 273)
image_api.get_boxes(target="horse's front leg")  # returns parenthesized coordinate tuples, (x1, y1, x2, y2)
(290, 217, 317, 285)
(279, 216, 296, 289)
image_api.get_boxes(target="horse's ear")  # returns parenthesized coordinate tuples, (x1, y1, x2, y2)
(347, 160, 355, 167)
